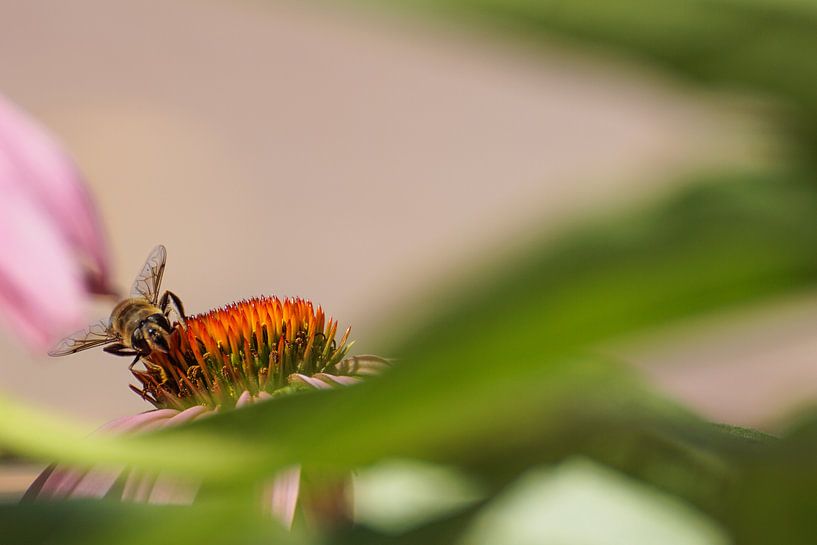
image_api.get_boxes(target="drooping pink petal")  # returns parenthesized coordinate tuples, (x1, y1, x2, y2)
(0, 187, 86, 348)
(23, 409, 181, 500)
(140, 405, 208, 505)
(96, 409, 182, 434)
(121, 472, 156, 503)
(146, 473, 199, 505)
(0, 95, 111, 293)
(0, 94, 113, 350)
(27, 466, 87, 500)
(265, 466, 302, 529)
(64, 466, 122, 500)
(26, 396, 333, 526)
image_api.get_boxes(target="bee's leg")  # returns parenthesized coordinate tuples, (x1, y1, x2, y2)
(128, 355, 142, 371)
(159, 290, 187, 327)
(103, 343, 139, 357)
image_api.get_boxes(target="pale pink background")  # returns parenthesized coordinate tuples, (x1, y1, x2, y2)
(0, 0, 804, 450)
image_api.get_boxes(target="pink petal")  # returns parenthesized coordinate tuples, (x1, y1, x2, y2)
(314, 373, 360, 387)
(0, 95, 111, 292)
(333, 355, 392, 376)
(66, 467, 122, 499)
(288, 373, 360, 389)
(264, 466, 302, 529)
(24, 410, 180, 500)
(95, 409, 182, 434)
(236, 390, 253, 408)
(236, 391, 303, 527)
(0, 95, 112, 350)
(115, 406, 207, 505)
(0, 189, 86, 348)
(121, 472, 156, 503)
(146, 473, 199, 505)
(29, 467, 87, 500)
(116, 406, 205, 505)
(163, 405, 209, 425)
(289, 373, 333, 390)
(27, 404, 307, 523)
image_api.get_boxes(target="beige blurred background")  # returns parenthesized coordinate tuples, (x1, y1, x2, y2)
(0, 0, 809, 439)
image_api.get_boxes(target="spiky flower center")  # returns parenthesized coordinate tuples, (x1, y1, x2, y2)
(132, 296, 351, 409)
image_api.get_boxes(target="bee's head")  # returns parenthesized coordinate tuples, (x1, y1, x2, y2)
(132, 314, 173, 355)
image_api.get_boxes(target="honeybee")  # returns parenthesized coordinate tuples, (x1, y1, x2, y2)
(49, 245, 186, 369)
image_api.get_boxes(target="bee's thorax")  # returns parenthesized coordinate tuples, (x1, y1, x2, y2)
(110, 298, 165, 351)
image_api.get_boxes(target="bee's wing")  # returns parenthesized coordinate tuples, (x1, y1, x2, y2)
(129, 244, 167, 304)
(48, 320, 118, 357)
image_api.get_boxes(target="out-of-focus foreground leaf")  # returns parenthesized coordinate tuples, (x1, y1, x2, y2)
(0, 171, 809, 475)
(459, 458, 729, 545)
(1, 2, 816, 543)
(717, 413, 817, 545)
(0, 395, 260, 481)
(2, 170, 815, 543)
(0, 498, 296, 545)
(165, 169, 817, 471)
(154, 170, 817, 530)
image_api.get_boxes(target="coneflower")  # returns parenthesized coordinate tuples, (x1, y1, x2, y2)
(131, 295, 378, 410)
(26, 296, 389, 528)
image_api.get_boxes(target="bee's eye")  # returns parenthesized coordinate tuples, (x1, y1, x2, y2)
(153, 334, 170, 352)
(131, 329, 150, 354)
(147, 314, 173, 333)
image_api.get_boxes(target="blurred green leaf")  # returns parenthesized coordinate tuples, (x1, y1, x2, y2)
(353, 459, 483, 533)
(4, 171, 812, 479)
(331, 502, 486, 545)
(6, 1, 817, 541)
(333, 454, 736, 545)
(0, 498, 296, 545)
(717, 412, 817, 544)
(0, 395, 266, 482)
(159, 170, 817, 479)
(460, 458, 729, 545)
(6, 170, 816, 543)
